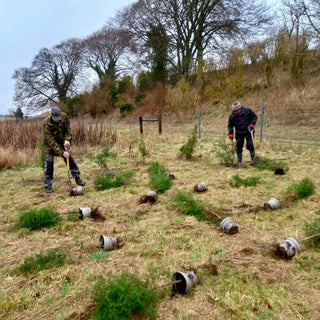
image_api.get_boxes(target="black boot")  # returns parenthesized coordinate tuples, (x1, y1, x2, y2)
(250, 151, 255, 165)
(75, 177, 85, 186)
(45, 186, 53, 193)
(236, 153, 242, 165)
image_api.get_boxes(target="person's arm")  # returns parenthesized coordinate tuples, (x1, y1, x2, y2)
(249, 109, 258, 126)
(62, 114, 72, 142)
(228, 115, 234, 140)
(61, 113, 72, 148)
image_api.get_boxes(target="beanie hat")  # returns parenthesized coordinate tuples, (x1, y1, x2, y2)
(232, 102, 241, 112)
(51, 107, 62, 121)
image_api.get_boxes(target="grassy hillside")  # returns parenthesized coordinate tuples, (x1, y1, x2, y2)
(1, 122, 320, 319)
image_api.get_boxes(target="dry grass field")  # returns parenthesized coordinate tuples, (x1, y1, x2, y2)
(0, 112, 320, 319)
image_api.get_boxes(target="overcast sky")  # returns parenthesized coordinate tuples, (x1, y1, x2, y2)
(0, 0, 136, 115)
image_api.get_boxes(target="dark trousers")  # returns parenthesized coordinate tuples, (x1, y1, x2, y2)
(44, 154, 80, 188)
(235, 132, 254, 155)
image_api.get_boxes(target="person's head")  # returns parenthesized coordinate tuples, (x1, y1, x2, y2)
(232, 102, 241, 114)
(50, 106, 62, 122)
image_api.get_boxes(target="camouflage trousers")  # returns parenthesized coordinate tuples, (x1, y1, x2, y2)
(44, 154, 81, 188)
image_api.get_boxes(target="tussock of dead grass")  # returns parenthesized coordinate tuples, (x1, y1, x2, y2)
(0, 147, 37, 170)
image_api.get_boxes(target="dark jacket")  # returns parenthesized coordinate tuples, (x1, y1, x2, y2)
(43, 112, 71, 156)
(228, 106, 257, 136)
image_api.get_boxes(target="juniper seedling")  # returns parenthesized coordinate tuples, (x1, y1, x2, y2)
(148, 161, 172, 193)
(230, 174, 260, 188)
(92, 271, 159, 320)
(16, 206, 62, 230)
(94, 170, 134, 191)
(179, 124, 198, 159)
(286, 177, 315, 200)
(13, 248, 66, 275)
(173, 191, 221, 224)
(213, 138, 236, 166)
(139, 136, 150, 162)
(94, 146, 116, 171)
(255, 156, 289, 172)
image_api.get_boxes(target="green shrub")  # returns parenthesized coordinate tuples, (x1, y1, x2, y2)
(94, 170, 134, 191)
(91, 271, 159, 320)
(286, 177, 315, 200)
(179, 124, 198, 159)
(149, 174, 172, 194)
(173, 191, 220, 224)
(148, 161, 172, 194)
(16, 206, 62, 230)
(304, 218, 320, 247)
(120, 103, 133, 117)
(213, 138, 236, 166)
(135, 94, 146, 103)
(148, 161, 165, 175)
(94, 146, 116, 170)
(230, 175, 260, 188)
(255, 156, 289, 172)
(139, 137, 150, 162)
(13, 248, 66, 275)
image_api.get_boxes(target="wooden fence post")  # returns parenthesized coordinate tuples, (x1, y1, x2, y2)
(158, 110, 162, 135)
(198, 108, 201, 139)
(139, 116, 143, 134)
(260, 104, 264, 142)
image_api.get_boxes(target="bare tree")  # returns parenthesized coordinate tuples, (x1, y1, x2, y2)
(82, 27, 132, 81)
(13, 38, 83, 113)
(300, 0, 320, 35)
(118, 0, 273, 77)
(279, 0, 311, 81)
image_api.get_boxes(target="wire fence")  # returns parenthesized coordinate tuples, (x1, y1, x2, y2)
(108, 105, 320, 146)
(3, 105, 319, 150)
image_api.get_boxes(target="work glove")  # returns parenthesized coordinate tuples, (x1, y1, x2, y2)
(63, 151, 70, 158)
(228, 133, 234, 141)
(248, 124, 255, 133)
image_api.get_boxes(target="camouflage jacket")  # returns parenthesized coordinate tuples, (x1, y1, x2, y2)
(43, 112, 71, 156)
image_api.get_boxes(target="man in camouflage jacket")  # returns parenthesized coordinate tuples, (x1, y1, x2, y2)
(43, 106, 85, 193)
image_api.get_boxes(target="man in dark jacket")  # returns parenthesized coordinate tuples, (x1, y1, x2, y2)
(43, 106, 85, 193)
(228, 102, 258, 166)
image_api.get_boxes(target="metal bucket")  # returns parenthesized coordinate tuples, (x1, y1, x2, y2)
(99, 235, 117, 251)
(220, 217, 239, 235)
(79, 207, 91, 220)
(194, 182, 207, 192)
(278, 237, 301, 258)
(264, 197, 280, 210)
(70, 186, 84, 196)
(172, 270, 198, 294)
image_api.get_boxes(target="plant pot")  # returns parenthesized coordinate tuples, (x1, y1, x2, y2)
(167, 172, 176, 179)
(264, 197, 280, 210)
(278, 237, 301, 259)
(78, 207, 91, 219)
(194, 182, 207, 192)
(220, 217, 238, 235)
(99, 235, 117, 251)
(70, 186, 84, 196)
(146, 190, 157, 203)
(172, 270, 198, 294)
